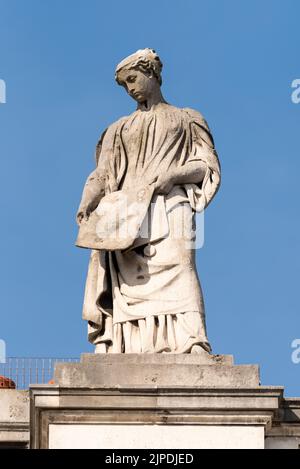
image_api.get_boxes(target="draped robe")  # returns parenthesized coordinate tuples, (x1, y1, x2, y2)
(81, 103, 220, 353)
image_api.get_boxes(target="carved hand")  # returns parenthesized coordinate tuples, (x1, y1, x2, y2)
(76, 200, 98, 225)
(76, 169, 106, 225)
(153, 173, 176, 195)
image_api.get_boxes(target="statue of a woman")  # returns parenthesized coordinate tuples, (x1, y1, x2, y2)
(76, 49, 221, 354)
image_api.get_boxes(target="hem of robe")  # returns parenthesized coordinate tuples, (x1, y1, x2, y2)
(88, 311, 211, 355)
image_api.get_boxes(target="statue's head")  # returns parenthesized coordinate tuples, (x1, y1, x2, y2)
(115, 48, 163, 104)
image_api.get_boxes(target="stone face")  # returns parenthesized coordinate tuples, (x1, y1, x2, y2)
(54, 354, 259, 388)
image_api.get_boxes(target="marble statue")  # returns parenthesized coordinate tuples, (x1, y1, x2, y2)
(76, 49, 221, 354)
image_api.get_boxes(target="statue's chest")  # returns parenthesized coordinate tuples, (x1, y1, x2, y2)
(121, 112, 184, 153)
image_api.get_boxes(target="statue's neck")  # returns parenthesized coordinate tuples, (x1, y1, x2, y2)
(137, 90, 167, 111)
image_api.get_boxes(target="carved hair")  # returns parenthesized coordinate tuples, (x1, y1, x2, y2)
(115, 48, 163, 86)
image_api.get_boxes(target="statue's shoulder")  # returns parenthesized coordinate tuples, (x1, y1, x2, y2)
(103, 114, 130, 136)
(95, 115, 130, 163)
(182, 107, 215, 148)
(182, 107, 210, 131)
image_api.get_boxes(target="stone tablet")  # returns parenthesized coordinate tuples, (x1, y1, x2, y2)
(76, 185, 154, 251)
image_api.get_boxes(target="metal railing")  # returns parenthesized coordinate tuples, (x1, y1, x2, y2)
(0, 357, 79, 389)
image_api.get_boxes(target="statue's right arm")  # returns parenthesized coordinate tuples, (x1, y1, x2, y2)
(76, 126, 112, 225)
(76, 167, 106, 225)
(76, 119, 123, 225)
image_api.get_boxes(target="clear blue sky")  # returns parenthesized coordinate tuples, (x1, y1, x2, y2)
(0, 0, 299, 396)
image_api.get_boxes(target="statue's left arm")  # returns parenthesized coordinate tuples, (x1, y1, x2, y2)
(155, 108, 221, 209)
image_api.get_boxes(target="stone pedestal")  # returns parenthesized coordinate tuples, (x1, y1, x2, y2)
(29, 353, 287, 449)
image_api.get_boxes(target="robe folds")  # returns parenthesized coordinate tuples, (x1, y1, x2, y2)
(81, 103, 220, 353)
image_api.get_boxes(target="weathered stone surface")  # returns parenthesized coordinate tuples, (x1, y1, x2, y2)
(0, 390, 29, 422)
(81, 352, 234, 366)
(54, 355, 259, 388)
(0, 390, 29, 447)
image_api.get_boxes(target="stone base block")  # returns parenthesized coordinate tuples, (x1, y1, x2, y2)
(54, 354, 259, 388)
